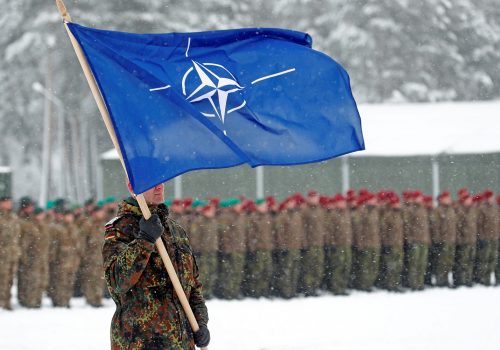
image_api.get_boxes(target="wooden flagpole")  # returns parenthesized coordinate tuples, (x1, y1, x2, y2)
(55, 1, 206, 348)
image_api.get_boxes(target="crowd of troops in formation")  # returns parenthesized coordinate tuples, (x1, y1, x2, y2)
(1, 187, 499, 310)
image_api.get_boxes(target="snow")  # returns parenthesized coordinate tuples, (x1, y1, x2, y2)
(1, 287, 499, 350)
(101, 101, 500, 161)
(0, 166, 11, 173)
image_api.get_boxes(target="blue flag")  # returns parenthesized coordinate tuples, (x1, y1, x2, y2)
(68, 23, 364, 194)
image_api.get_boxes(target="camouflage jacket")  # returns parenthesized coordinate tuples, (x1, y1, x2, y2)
(102, 198, 208, 350)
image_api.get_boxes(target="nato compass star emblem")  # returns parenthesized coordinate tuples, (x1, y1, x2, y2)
(149, 37, 296, 135)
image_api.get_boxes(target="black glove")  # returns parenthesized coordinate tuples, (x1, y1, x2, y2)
(137, 214, 164, 243)
(194, 324, 210, 348)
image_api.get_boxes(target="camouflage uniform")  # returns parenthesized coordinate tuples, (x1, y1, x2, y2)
(243, 210, 274, 297)
(379, 207, 404, 291)
(0, 210, 21, 309)
(215, 210, 246, 299)
(299, 204, 325, 296)
(429, 204, 457, 287)
(352, 205, 380, 291)
(17, 213, 50, 308)
(103, 198, 208, 350)
(80, 217, 106, 306)
(197, 214, 219, 299)
(474, 203, 499, 285)
(403, 204, 430, 290)
(454, 204, 477, 286)
(48, 218, 82, 307)
(324, 207, 352, 295)
(273, 208, 302, 298)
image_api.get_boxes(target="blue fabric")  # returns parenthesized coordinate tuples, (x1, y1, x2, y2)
(68, 23, 364, 194)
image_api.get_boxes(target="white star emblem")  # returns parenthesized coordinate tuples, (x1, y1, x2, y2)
(184, 61, 243, 125)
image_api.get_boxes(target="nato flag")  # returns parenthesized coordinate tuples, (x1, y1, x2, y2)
(68, 23, 364, 194)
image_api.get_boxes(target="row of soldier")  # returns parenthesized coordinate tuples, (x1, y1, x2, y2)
(1, 187, 499, 309)
(0, 196, 114, 310)
(170, 188, 500, 299)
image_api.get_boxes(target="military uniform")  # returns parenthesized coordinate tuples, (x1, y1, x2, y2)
(324, 206, 352, 294)
(215, 209, 246, 299)
(299, 204, 325, 296)
(103, 198, 208, 350)
(403, 203, 430, 290)
(352, 204, 380, 291)
(379, 206, 404, 291)
(475, 202, 499, 285)
(454, 203, 477, 286)
(48, 218, 82, 307)
(197, 213, 219, 299)
(80, 217, 106, 306)
(243, 210, 274, 297)
(273, 208, 302, 298)
(430, 204, 457, 287)
(17, 212, 50, 308)
(0, 210, 21, 309)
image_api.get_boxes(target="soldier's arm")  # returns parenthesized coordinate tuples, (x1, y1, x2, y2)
(102, 223, 155, 295)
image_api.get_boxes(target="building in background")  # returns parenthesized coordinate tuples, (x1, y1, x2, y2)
(99, 102, 500, 200)
(0, 166, 12, 198)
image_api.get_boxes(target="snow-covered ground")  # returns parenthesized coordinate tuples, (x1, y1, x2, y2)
(0, 287, 499, 350)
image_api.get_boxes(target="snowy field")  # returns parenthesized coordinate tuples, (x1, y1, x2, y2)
(1, 287, 499, 350)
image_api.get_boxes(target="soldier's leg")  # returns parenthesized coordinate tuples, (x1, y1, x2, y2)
(242, 251, 258, 297)
(454, 244, 466, 287)
(331, 247, 351, 295)
(385, 247, 403, 291)
(0, 260, 14, 309)
(496, 242, 500, 285)
(465, 245, 476, 286)
(474, 240, 489, 285)
(229, 253, 245, 299)
(406, 243, 419, 290)
(356, 250, 371, 291)
(378, 246, 389, 289)
(322, 246, 332, 290)
(254, 250, 273, 297)
(195, 252, 211, 298)
(370, 248, 381, 289)
(288, 249, 301, 298)
(487, 240, 498, 285)
(425, 243, 437, 286)
(301, 247, 324, 296)
(417, 244, 429, 289)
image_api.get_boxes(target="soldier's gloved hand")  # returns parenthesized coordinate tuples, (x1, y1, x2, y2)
(137, 214, 164, 243)
(194, 324, 210, 347)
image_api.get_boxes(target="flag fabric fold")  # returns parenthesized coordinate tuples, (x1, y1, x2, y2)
(68, 23, 364, 194)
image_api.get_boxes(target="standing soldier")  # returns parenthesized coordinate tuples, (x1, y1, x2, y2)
(273, 195, 303, 298)
(379, 195, 405, 291)
(49, 209, 82, 307)
(454, 190, 477, 287)
(299, 191, 325, 296)
(195, 202, 219, 298)
(475, 190, 499, 285)
(352, 192, 380, 291)
(403, 192, 431, 290)
(324, 194, 352, 295)
(17, 207, 50, 308)
(79, 206, 107, 307)
(430, 192, 457, 287)
(243, 198, 274, 297)
(215, 198, 246, 299)
(0, 196, 21, 310)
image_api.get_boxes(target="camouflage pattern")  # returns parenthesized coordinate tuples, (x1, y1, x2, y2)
(351, 205, 380, 291)
(243, 210, 274, 297)
(379, 207, 404, 291)
(17, 212, 50, 307)
(474, 203, 499, 285)
(80, 217, 106, 306)
(324, 207, 352, 294)
(0, 210, 21, 309)
(273, 208, 302, 298)
(215, 209, 246, 299)
(48, 218, 82, 307)
(299, 204, 325, 296)
(429, 204, 457, 287)
(403, 203, 430, 290)
(103, 198, 208, 350)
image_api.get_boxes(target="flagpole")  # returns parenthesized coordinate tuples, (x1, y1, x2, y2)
(55, 1, 206, 347)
